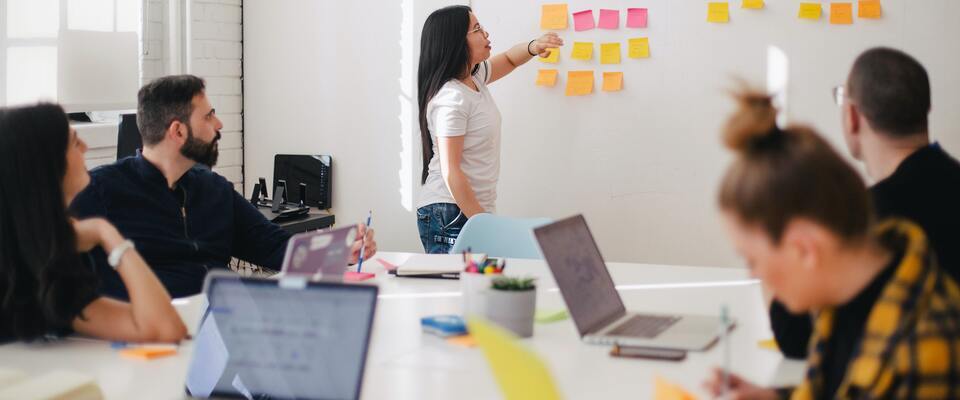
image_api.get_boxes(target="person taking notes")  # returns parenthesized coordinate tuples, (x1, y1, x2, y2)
(416, 5, 563, 253)
(0, 104, 186, 343)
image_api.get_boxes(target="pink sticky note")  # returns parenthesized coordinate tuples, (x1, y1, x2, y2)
(626, 8, 648, 28)
(598, 9, 619, 29)
(344, 271, 376, 282)
(376, 258, 398, 271)
(573, 9, 595, 31)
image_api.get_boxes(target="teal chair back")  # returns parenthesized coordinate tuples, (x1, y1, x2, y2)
(450, 214, 552, 259)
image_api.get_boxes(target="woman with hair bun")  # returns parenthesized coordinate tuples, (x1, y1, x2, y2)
(703, 89, 960, 399)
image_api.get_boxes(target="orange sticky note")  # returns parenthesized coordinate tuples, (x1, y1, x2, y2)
(798, 3, 822, 19)
(565, 71, 593, 96)
(540, 4, 568, 30)
(536, 69, 559, 87)
(538, 48, 560, 64)
(742, 0, 764, 9)
(653, 376, 697, 400)
(447, 334, 478, 348)
(858, 0, 881, 18)
(707, 2, 730, 23)
(602, 72, 623, 92)
(830, 3, 853, 24)
(571, 42, 593, 60)
(600, 43, 621, 65)
(628, 37, 650, 59)
(120, 347, 178, 360)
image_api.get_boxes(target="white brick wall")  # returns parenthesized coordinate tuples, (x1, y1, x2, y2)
(191, 0, 244, 193)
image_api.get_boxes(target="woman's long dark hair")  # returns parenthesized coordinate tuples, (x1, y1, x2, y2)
(417, 5, 473, 184)
(0, 103, 97, 340)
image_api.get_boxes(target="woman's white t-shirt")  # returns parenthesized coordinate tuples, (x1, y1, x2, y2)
(417, 60, 503, 213)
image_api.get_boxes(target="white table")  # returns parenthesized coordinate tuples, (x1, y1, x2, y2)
(0, 252, 806, 399)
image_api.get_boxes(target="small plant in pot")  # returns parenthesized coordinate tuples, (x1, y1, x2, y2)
(482, 276, 537, 337)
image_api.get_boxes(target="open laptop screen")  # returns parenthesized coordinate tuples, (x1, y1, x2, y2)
(534, 215, 627, 336)
(186, 273, 378, 400)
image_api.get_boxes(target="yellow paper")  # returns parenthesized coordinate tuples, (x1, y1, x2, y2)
(571, 42, 593, 60)
(742, 0, 764, 9)
(798, 3, 822, 19)
(654, 376, 698, 400)
(858, 0, 881, 18)
(540, 4, 569, 30)
(707, 2, 730, 23)
(602, 72, 623, 92)
(468, 318, 562, 400)
(628, 38, 650, 59)
(565, 71, 594, 96)
(600, 43, 621, 65)
(536, 69, 559, 87)
(538, 48, 560, 64)
(830, 3, 853, 24)
(758, 338, 779, 351)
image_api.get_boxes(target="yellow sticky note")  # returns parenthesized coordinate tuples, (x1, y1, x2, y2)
(858, 0, 882, 18)
(540, 4, 568, 30)
(565, 71, 594, 96)
(538, 48, 560, 63)
(707, 2, 730, 23)
(742, 0, 764, 9)
(600, 43, 621, 65)
(602, 72, 623, 92)
(536, 69, 558, 87)
(798, 3, 822, 19)
(628, 37, 650, 59)
(571, 42, 593, 60)
(468, 318, 562, 400)
(758, 338, 779, 351)
(653, 376, 697, 400)
(830, 3, 853, 24)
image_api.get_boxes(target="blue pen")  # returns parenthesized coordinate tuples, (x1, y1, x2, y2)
(357, 210, 372, 273)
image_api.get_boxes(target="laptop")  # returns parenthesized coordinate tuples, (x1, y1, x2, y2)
(185, 271, 378, 400)
(279, 224, 358, 280)
(533, 215, 727, 351)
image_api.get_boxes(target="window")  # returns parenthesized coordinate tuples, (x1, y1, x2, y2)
(0, 0, 142, 109)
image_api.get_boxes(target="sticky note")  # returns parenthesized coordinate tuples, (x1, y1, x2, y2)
(628, 37, 650, 59)
(653, 376, 697, 400)
(602, 72, 623, 92)
(742, 0, 764, 9)
(858, 0, 882, 18)
(707, 2, 730, 23)
(830, 2, 853, 24)
(534, 309, 569, 324)
(571, 42, 593, 60)
(598, 9, 619, 29)
(600, 43, 621, 65)
(626, 8, 648, 28)
(376, 258, 398, 271)
(540, 4, 568, 30)
(447, 334, 478, 348)
(799, 3, 822, 19)
(758, 338, 779, 351)
(573, 9, 595, 31)
(468, 318, 562, 400)
(538, 48, 560, 63)
(565, 71, 594, 96)
(344, 271, 375, 281)
(120, 347, 178, 360)
(536, 69, 559, 87)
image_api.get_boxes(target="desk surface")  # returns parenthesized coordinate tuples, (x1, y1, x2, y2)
(0, 252, 805, 399)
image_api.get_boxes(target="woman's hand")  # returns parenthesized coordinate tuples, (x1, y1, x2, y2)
(702, 368, 779, 400)
(531, 32, 563, 57)
(72, 217, 124, 253)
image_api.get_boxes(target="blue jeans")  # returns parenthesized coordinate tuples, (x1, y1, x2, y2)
(417, 203, 467, 254)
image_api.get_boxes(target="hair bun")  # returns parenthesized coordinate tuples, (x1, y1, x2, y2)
(723, 89, 779, 152)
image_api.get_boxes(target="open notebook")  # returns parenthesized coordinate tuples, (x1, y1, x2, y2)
(0, 368, 103, 400)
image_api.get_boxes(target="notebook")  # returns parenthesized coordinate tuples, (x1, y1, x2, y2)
(393, 254, 486, 278)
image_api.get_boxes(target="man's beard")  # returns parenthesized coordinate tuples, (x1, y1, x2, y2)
(180, 124, 221, 167)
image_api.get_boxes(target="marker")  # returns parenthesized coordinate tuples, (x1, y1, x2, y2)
(357, 211, 372, 273)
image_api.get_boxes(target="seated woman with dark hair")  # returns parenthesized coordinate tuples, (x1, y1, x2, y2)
(0, 103, 187, 343)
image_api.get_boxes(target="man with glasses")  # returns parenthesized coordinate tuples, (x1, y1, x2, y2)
(770, 47, 960, 359)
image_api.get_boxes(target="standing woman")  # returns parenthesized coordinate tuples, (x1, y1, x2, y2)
(416, 5, 562, 253)
(0, 104, 187, 343)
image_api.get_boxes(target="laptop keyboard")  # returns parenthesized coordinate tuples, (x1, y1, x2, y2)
(607, 314, 682, 338)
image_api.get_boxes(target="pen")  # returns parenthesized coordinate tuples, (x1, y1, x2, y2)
(721, 305, 730, 398)
(357, 210, 372, 273)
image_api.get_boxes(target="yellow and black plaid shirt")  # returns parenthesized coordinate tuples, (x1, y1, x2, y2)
(791, 220, 960, 400)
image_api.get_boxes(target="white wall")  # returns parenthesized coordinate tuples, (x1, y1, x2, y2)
(244, 0, 960, 266)
(83, 0, 245, 193)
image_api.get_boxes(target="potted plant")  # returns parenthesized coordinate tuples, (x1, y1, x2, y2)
(482, 277, 537, 338)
